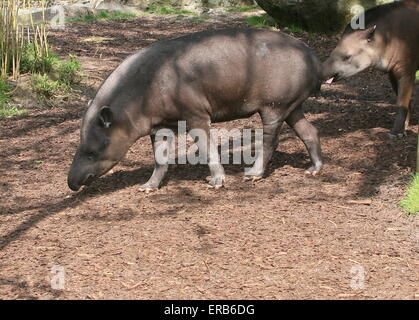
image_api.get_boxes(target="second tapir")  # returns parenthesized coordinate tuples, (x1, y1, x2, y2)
(68, 28, 323, 192)
(323, 0, 419, 137)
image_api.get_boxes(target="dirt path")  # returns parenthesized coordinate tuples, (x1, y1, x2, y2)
(0, 12, 418, 299)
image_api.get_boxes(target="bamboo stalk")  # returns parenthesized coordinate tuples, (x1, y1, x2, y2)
(0, 0, 50, 78)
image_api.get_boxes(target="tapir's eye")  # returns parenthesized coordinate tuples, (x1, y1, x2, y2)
(342, 54, 351, 62)
(86, 151, 97, 161)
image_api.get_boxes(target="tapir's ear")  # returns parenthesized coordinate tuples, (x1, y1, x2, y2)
(98, 106, 113, 128)
(365, 25, 377, 42)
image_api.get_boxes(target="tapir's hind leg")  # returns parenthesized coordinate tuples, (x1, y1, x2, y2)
(244, 107, 283, 181)
(285, 107, 323, 176)
(389, 70, 415, 137)
(139, 135, 170, 192)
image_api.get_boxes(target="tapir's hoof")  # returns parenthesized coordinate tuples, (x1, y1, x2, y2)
(304, 166, 322, 177)
(388, 132, 406, 139)
(243, 175, 263, 183)
(139, 184, 159, 193)
(206, 176, 225, 189)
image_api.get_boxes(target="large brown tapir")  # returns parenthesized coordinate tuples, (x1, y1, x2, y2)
(68, 28, 323, 192)
(323, 0, 419, 137)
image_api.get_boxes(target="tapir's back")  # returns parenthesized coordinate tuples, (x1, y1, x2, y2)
(144, 29, 321, 108)
(91, 28, 322, 125)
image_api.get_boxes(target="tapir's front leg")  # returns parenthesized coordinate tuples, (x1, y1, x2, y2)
(389, 71, 415, 138)
(139, 135, 170, 192)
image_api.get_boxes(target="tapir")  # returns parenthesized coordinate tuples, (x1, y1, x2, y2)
(67, 28, 323, 192)
(323, 0, 419, 137)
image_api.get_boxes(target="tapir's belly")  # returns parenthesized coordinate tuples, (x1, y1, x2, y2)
(209, 103, 259, 123)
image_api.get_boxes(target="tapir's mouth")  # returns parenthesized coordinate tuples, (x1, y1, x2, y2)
(68, 174, 96, 192)
(83, 174, 96, 186)
(325, 74, 339, 84)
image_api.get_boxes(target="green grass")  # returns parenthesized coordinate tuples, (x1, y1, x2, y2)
(20, 44, 59, 75)
(0, 78, 26, 118)
(283, 25, 304, 33)
(69, 11, 137, 23)
(226, 5, 259, 13)
(187, 14, 210, 23)
(246, 14, 277, 28)
(31, 54, 80, 106)
(146, 5, 194, 15)
(31, 73, 66, 100)
(416, 71, 419, 83)
(246, 14, 308, 33)
(0, 105, 27, 118)
(54, 54, 81, 85)
(400, 175, 419, 215)
(0, 78, 11, 108)
(0, 53, 80, 113)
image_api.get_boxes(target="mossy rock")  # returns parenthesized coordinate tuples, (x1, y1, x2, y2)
(255, 0, 395, 33)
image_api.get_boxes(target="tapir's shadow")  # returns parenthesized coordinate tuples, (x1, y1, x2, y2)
(85, 148, 312, 193)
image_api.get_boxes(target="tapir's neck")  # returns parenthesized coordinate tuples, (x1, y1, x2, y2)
(121, 107, 152, 142)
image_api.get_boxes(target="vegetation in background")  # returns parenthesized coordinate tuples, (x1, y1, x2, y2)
(146, 4, 195, 15)
(246, 14, 277, 28)
(53, 54, 81, 85)
(416, 71, 419, 83)
(0, 1, 81, 115)
(0, 78, 12, 108)
(400, 175, 419, 215)
(283, 24, 304, 33)
(31, 55, 80, 106)
(69, 11, 138, 23)
(0, 0, 49, 78)
(20, 44, 55, 74)
(187, 13, 210, 23)
(0, 78, 27, 118)
(31, 74, 63, 99)
(226, 5, 259, 12)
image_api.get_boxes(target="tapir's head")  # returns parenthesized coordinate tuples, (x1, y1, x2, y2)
(67, 103, 133, 191)
(323, 25, 381, 83)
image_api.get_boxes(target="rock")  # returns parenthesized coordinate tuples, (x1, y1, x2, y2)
(10, 75, 38, 109)
(255, 0, 395, 33)
(17, 0, 142, 26)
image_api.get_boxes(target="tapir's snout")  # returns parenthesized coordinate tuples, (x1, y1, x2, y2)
(67, 151, 97, 192)
(67, 172, 96, 191)
(67, 169, 81, 191)
(68, 179, 81, 192)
